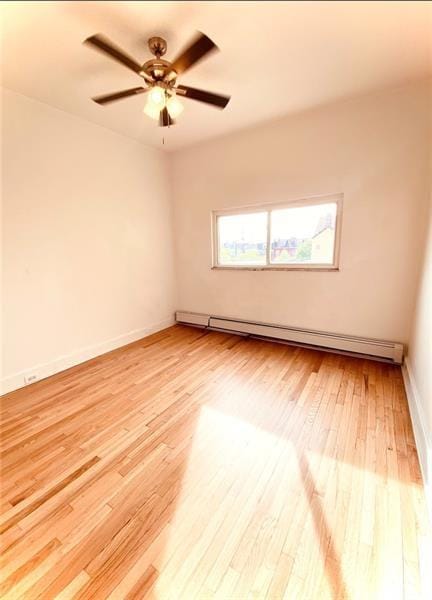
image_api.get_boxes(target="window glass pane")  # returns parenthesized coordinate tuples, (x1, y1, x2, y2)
(270, 202, 337, 265)
(218, 212, 267, 265)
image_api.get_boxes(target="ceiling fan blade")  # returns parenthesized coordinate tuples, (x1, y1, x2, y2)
(169, 32, 218, 76)
(92, 87, 148, 105)
(84, 34, 142, 75)
(159, 107, 175, 127)
(176, 85, 230, 109)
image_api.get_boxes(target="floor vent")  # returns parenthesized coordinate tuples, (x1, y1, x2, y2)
(175, 311, 404, 364)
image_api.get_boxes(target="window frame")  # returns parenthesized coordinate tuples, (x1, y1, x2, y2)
(211, 193, 343, 271)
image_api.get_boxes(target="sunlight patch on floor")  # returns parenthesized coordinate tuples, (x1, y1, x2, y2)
(105, 389, 432, 600)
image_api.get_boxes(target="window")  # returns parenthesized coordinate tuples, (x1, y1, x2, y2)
(212, 194, 342, 270)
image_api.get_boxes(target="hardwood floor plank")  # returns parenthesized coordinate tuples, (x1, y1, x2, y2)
(0, 325, 430, 599)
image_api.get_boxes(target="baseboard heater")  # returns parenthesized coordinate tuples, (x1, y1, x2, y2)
(175, 311, 404, 364)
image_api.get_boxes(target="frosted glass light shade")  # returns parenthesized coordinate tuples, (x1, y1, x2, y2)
(143, 98, 161, 120)
(166, 95, 184, 119)
(148, 86, 165, 107)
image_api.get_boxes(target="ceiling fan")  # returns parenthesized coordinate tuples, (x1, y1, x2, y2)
(84, 31, 231, 127)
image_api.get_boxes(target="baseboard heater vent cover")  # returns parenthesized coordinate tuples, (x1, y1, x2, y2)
(175, 311, 404, 364)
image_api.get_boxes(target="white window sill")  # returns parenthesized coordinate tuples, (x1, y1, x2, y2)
(211, 266, 339, 272)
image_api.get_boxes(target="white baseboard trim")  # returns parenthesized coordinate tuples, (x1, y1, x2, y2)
(1, 316, 175, 396)
(402, 358, 432, 525)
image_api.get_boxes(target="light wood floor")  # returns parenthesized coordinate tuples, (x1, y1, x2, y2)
(1, 325, 431, 599)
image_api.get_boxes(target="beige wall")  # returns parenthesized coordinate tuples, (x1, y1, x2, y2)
(1, 88, 176, 392)
(406, 152, 432, 491)
(171, 81, 431, 343)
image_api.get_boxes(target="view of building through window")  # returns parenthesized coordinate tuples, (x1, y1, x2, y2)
(271, 203, 337, 264)
(216, 201, 338, 267)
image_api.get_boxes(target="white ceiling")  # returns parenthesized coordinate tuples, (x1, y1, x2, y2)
(1, 1, 431, 152)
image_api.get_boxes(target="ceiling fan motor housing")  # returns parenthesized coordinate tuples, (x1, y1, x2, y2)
(140, 37, 175, 83)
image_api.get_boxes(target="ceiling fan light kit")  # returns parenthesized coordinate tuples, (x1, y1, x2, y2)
(84, 32, 231, 128)
(166, 94, 184, 119)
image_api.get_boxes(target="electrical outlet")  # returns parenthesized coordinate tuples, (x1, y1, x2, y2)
(24, 373, 38, 385)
